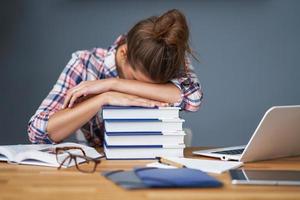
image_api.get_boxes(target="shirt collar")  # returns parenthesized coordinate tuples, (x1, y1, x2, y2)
(103, 35, 126, 78)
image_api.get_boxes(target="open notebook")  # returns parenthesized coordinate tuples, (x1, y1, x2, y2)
(0, 142, 103, 167)
(147, 157, 243, 174)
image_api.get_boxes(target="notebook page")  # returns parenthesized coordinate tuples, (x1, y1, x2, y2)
(147, 157, 243, 174)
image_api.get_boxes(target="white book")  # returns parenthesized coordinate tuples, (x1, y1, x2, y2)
(0, 142, 103, 168)
(104, 131, 185, 145)
(102, 106, 180, 119)
(104, 118, 184, 132)
(104, 144, 185, 159)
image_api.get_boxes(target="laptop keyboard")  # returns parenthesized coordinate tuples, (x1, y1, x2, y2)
(212, 148, 245, 155)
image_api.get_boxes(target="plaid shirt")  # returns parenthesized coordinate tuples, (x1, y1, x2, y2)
(27, 35, 203, 146)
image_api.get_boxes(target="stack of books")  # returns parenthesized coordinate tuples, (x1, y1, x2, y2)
(102, 106, 185, 159)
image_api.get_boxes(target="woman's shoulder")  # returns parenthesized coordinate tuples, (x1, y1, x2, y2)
(71, 47, 108, 62)
(68, 47, 109, 76)
(70, 35, 124, 64)
(67, 35, 124, 79)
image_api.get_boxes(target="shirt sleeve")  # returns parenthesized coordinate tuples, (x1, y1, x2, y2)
(27, 50, 90, 144)
(170, 56, 203, 112)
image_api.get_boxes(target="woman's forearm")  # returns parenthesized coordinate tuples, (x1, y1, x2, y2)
(113, 79, 181, 104)
(47, 94, 105, 143)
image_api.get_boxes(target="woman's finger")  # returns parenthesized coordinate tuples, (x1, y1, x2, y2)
(135, 98, 168, 107)
(150, 100, 169, 107)
(62, 91, 73, 109)
(105, 91, 170, 108)
(133, 98, 155, 107)
(62, 85, 85, 109)
(68, 90, 85, 108)
(128, 99, 155, 107)
(132, 98, 166, 107)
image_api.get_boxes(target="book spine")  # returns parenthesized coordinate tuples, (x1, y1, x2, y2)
(104, 142, 185, 149)
(104, 119, 162, 122)
(103, 105, 160, 109)
(105, 131, 163, 136)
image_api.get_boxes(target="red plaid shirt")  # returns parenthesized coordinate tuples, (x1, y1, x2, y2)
(27, 35, 203, 146)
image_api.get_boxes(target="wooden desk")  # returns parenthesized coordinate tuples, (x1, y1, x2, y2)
(0, 147, 300, 200)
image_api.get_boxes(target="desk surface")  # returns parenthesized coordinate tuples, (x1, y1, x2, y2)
(0, 147, 300, 200)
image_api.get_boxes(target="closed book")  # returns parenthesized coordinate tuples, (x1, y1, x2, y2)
(104, 143, 185, 159)
(104, 118, 184, 132)
(102, 168, 222, 189)
(102, 106, 180, 119)
(134, 168, 222, 188)
(104, 131, 185, 146)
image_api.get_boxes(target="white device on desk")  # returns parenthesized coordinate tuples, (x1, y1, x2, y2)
(193, 105, 300, 162)
(229, 169, 300, 186)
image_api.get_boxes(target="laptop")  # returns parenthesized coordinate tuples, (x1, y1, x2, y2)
(193, 105, 300, 162)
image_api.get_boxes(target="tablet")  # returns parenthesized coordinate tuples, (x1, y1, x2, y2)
(229, 169, 300, 186)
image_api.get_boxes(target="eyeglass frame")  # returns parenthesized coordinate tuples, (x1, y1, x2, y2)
(55, 146, 101, 173)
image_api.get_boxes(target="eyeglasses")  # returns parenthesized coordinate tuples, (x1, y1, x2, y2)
(55, 146, 101, 173)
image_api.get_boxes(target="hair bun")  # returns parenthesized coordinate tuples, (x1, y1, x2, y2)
(126, 9, 194, 83)
(153, 9, 189, 48)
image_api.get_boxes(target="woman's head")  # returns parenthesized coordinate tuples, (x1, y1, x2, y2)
(117, 9, 192, 83)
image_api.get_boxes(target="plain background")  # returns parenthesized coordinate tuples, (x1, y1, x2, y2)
(0, 0, 299, 146)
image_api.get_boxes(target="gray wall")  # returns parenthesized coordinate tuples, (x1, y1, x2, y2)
(1, 0, 299, 146)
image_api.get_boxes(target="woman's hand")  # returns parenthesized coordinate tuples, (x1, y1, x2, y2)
(62, 79, 115, 108)
(100, 91, 169, 107)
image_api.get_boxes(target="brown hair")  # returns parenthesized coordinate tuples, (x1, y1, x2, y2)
(126, 9, 193, 83)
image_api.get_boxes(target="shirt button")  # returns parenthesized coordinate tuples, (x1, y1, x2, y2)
(183, 79, 190, 86)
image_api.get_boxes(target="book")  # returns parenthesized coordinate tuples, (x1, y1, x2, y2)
(102, 106, 185, 159)
(104, 131, 185, 145)
(104, 143, 185, 159)
(0, 142, 103, 167)
(102, 106, 180, 119)
(134, 167, 222, 188)
(102, 167, 222, 189)
(104, 118, 184, 132)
